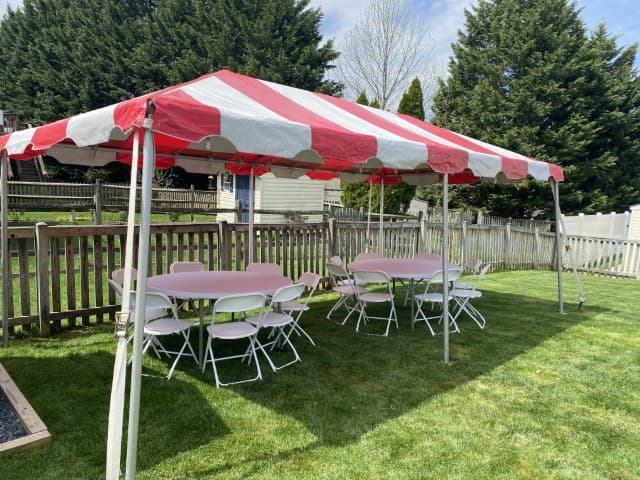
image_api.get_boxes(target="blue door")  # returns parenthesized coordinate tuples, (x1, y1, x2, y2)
(235, 175, 251, 223)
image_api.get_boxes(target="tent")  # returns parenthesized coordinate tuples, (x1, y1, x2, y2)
(0, 69, 564, 479)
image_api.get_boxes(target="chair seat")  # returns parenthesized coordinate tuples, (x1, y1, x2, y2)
(359, 292, 393, 303)
(279, 300, 309, 312)
(333, 285, 362, 295)
(414, 292, 452, 303)
(451, 289, 482, 299)
(144, 307, 170, 322)
(144, 317, 193, 335)
(245, 312, 293, 328)
(207, 321, 258, 340)
(452, 281, 471, 290)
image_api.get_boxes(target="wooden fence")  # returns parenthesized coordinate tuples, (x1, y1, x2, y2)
(6, 181, 218, 217)
(0, 218, 566, 336)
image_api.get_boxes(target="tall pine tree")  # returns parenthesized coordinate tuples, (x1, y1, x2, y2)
(431, 0, 640, 217)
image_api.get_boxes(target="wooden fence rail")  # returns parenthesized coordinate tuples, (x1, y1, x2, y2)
(2, 219, 619, 337)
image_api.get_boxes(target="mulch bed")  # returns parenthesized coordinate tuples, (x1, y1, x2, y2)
(0, 389, 26, 444)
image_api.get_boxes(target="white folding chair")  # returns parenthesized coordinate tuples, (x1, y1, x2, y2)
(246, 262, 282, 275)
(112, 267, 137, 287)
(328, 255, 343, 266)
(451, 263, 491, 329)
(453, 257, 482, 290)
(354, 251, 384, 261)
(352, 270, 398, 337)
(129, 292, 198, 380)
(169, 261, 206, 310)
(202, 292, 267, 387)
(326, 263, 362, 326)
(244, 283, 307, 371)
(412, 268, 463, 335)
(279, 272, 321, 346)
(401, 253, 443, 305)
(169, 261, 205, 274)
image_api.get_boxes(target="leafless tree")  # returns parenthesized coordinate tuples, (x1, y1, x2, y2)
(337, 0, 443, 111)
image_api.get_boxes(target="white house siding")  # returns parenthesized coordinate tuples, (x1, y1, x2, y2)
(255, 174, 324, 223)
(628, 205, 640, 241)
(216, 175, 237, 223)
(216, 173, 325, 224)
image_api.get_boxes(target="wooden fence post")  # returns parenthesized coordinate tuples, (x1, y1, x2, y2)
(416, 211, 424, 254)
(190, 184, 195, 222)
(94, 179, 102, 225)
(461, 220, 468, 263)
(218, 220, 230, 270)
(35, 222, 50, 336)
(534, 226, 541, 269)
(328, 218, 337, 257)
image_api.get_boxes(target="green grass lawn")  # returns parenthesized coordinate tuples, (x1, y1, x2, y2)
(1, 270, 638, 479)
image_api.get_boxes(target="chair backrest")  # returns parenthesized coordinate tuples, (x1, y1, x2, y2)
(415, 252, 442, 261)
(327, 262, 352, 286)
(112, 267, 137, 286)
(213, 292, 267, 316)
(246, 262, 281, 274)
(170, 261, 205, 274)
(129, 291, 174, 319)
(428, 267, 463, 286)
(270, 283, 306, 305)
(352, 270, 390, 287)
(470, 263, 491, 289)
(298, 272, 321, 290)
(108, 278, 124, 297)
(354, 251, 384, 261)
(463, 257, 482, 272)
(328, 255, 343, 266)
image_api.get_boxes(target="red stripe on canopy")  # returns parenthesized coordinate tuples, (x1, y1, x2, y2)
(31, 119, 70, 151)
(317, 93, 469, 172)
(152, 90, 222, 143)
(216, 70, 377, 163)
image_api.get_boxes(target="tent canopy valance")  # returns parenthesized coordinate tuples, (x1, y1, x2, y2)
(0, 69, 563, 185)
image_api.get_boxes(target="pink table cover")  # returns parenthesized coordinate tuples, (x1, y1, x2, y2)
(147, 271, 292, 299)
(347, 258, 453, 280)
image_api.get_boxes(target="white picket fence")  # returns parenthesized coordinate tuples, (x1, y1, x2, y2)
(566, 235, 640, 278)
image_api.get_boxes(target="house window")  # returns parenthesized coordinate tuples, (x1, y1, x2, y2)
(221, 173, 234, 192)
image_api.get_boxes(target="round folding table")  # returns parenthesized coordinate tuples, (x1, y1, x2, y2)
(147, 270, 292, 366)
(347, 258, 457, 325)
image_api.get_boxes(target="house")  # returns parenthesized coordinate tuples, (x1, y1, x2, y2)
(216, 172, 327, 223)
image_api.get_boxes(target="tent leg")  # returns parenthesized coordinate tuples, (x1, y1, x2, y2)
(124, 121, 156, 480)
(106, 130, 142, 479)
(379, 179, 384, 254)
(551, 179, 564, 314)
(442, 174, 450, 364)
(248, 166, 254, 265)
(1, 151, 9, 348)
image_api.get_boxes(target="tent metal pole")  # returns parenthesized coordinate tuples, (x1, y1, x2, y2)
(248, 166, 255, 265)
(551, 179, 564, 314)
(366, 183, 372, 252)
(106, 130, 141, 480)
(442, 174, 450, 364)
(1, 151, 9, 348)
(124, 121, 155, 480)
(379, 179, 384, 254)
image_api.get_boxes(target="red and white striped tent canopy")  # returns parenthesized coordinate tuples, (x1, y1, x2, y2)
(0, 69, 563, 184)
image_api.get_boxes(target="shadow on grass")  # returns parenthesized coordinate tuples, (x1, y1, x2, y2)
(227, 286, 608, 449)
(0, 350, 226, 478)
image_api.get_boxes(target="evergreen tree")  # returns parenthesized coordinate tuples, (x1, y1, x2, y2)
(369, 98, 381, 109)
(0, 0, 341, 184)
(355, 90, 370, 106)
(398, 77, 425, 120)
(430, 0, 640, 217)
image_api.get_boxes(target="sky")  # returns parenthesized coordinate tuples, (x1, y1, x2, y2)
(0, 0, 637, 80)
(309, 0, 639, 71)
